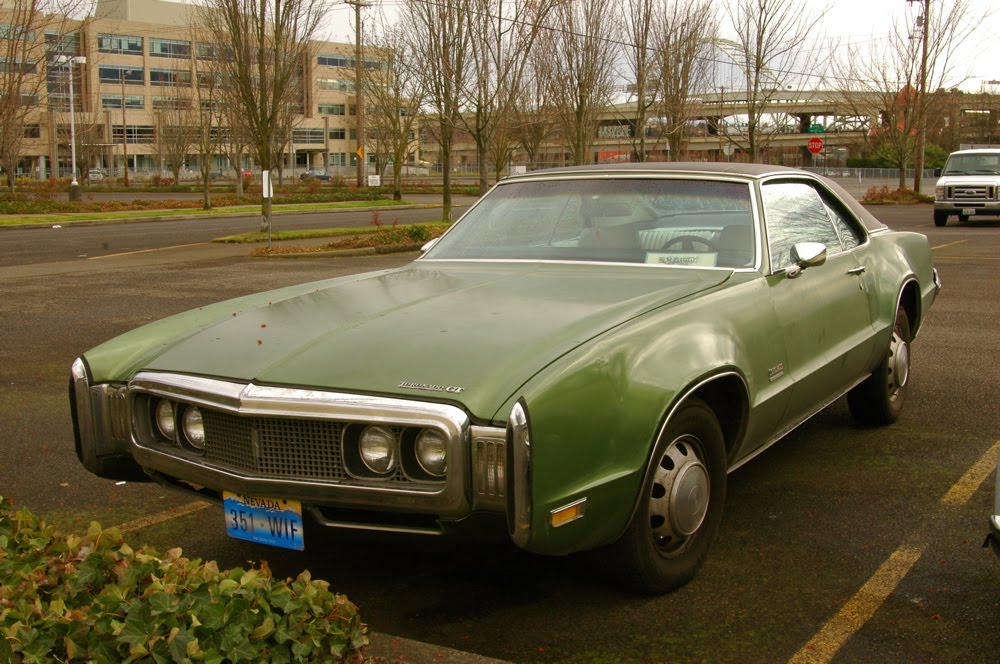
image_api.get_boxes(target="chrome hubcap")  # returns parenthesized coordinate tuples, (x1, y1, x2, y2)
(887, 329, 910, 400)
(649, 436, 710, 556)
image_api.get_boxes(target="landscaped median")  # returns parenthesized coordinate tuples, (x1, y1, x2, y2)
(214, 217, 453, 258)
(0, 496, 369, 663)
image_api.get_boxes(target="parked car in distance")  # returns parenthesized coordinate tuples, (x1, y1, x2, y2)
(933, 148, 1000, 226)
(300, 169, 331, 181)
(87, 168, 104, 181)
(70, 163, 941, 593)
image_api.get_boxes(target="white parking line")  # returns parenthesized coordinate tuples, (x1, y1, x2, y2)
(789, 440, 1000, 664)
(931, 240, 967, 251)
(115, 500, 212, 533)
(89, 242, 209, 259)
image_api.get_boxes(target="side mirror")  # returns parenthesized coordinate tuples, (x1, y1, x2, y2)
(420, 238, 440, 253)
(786, 242, 827, 278)
(933, 168, 942, 177)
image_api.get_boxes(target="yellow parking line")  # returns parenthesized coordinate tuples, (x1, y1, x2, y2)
(116, 500, 211, 533)
(930, 240, 967, 251)
(942, 440, 1000, 506)
(789, 439, 1000, 664)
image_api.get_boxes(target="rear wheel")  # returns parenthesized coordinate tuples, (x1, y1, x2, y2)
(612, 398, 726, 594)
(933, 211, 948, 227)
(848, 307, 911, 426)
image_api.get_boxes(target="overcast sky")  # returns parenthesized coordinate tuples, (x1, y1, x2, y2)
(318, 0, 998, 93)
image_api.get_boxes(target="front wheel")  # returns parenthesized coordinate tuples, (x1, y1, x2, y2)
(933, 211, 948, 227)
(612, 398, 727, 594)
(848, 307, 912, 426)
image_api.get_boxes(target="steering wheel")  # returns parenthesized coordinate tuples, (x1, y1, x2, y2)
(660, 235, 718, 252)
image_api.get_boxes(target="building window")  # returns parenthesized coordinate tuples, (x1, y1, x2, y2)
(150, 67, 192, 87)
(318, 103, 346, 116)
(23, 124, 40, 138)
(0, 24, 33, 41)
(98, 33, 143, 55)
(44, 31, 79, 56)
(292, 128, 325, 144)
(149, 38, 191, 59)
(1, 59, 37, 74)
(329, 152, 347, 166)
(317, 54, 352, 68)
(350, 129, 357, 140)
(112, 125, 155, 144)
(99, 66, 144, 85)
(329, 128, 346, 140)
(152, 96, 190, 110)
(317, 77, 354, 92)
(102, 94, 144, 110)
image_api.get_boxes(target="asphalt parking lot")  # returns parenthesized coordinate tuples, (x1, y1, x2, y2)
(1, 204, 997, 663)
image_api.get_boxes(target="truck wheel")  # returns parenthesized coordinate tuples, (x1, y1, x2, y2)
(933, 211, 948, 227)
(848, 307, 911, 426)
(612, 398, 726, 594)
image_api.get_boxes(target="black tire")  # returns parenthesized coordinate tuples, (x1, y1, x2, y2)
(933, 211, 948, 227)
(958, 214, 969, 223)
(848, 308, 912, 426)
(612, 397, 727, 594)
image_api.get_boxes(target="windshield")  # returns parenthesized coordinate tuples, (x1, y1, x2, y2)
(423, 178, 756, 268)
(943, 153, 1000, 175)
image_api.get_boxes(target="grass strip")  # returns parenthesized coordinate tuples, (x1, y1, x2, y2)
(216, 220, 453, 244)
(0, 199, 411, 227)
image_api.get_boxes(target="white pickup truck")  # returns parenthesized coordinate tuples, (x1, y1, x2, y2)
(934, 148, 1000, 226)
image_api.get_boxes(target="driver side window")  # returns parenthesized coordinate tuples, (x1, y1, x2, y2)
(761, 181, 843, 270)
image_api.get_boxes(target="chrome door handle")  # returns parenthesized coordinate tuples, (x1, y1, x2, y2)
(847, 266, 866, 275)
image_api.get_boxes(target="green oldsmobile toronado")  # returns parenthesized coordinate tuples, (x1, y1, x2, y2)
(70, 163, 941, 593)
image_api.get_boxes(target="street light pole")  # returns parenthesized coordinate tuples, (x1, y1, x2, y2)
(121, 69, 131, 187)
(56, 54, 86, 200)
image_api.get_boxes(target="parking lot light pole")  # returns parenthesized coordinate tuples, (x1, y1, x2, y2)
(121, 69, 132, 187)
(55, 54, 86, 200)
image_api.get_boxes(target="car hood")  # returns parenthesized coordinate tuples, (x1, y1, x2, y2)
(937, 174, 1000, 185)
(141, 261, 730, 421)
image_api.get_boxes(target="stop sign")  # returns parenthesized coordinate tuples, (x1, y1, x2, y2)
(807, 137, 824, 154)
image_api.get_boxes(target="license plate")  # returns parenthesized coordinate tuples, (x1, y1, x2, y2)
(962, 208, 976, 216)
(223, 491, 304, 551)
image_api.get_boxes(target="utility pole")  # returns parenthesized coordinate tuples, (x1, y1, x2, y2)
(347, 0, 368, 188)
(909, 0, 930, 193)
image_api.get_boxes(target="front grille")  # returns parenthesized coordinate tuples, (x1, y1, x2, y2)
(948, 185, 995, 202)
(200, 410, 410, 485)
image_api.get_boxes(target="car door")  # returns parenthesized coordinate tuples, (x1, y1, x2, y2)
(760, 179, 877, 428)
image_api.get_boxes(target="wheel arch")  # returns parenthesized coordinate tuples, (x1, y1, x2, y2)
(898, 277, 921, 337)
(625, 371, 750, 526)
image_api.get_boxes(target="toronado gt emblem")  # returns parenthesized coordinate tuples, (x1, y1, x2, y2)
(398, 381, 466, 394)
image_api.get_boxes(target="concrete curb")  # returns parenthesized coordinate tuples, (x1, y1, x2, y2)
(252, 242, 427, 259)
(366, 632, 511, 663)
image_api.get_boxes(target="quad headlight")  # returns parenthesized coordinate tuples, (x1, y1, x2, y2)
(415, 429, 448, 477)
(359, 425, 397, 474)
(154, 399, 176, 439)
(181, 406, 205, 450)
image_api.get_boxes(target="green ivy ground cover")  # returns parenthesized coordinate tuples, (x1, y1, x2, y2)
(0, 496, 368, 663)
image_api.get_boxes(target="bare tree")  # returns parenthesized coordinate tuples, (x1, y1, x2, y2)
(154, 92, 197, 183)
(404, 0, 471, 220)
(618, 0, 656, 161)
(199, 0, 326, 234)
(535, 0, 619, 165)
(722, 0, 825, 162)
(511, 66, 554, 169)
(0, 0, 84, 190)
(459, 0, 554, 192)
(843, 0, 974, 188)
(192, 62, 225, 208)
(654, 0, 717, 161)
(364, 21, 426, 201)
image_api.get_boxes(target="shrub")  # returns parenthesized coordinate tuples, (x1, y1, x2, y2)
(861, 186, 932, 204)
(0, 496, 368, 663)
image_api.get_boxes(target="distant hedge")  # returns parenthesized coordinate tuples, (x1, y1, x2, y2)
(0, 496, 368, 663)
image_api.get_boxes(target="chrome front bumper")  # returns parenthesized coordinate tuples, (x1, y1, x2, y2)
(71, 361, 510, 526)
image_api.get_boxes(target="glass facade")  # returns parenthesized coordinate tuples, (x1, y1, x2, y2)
(149, 38, 191, 59)
(98, 33, 143, 55)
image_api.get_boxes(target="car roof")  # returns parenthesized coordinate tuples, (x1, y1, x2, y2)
(948, 148, 1000, 155)
(503, 162, 888, 233)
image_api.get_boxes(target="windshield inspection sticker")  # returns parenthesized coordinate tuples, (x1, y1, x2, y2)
(645, 252, 718, 267)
